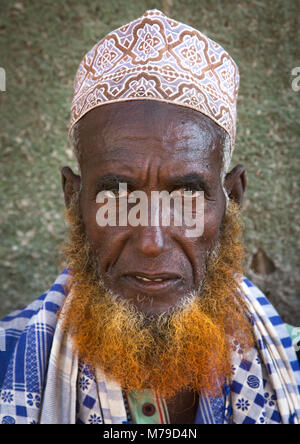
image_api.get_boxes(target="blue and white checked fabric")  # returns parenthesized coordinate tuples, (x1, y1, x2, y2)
(0, 270, 69, 424)
(0, 271, 299, 424)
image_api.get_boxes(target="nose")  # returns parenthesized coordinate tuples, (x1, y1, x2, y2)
(133, 226, 165, 258)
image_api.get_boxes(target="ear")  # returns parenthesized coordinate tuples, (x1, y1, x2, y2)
(61, 166, 81, 207)
(224, 164, 247, 208)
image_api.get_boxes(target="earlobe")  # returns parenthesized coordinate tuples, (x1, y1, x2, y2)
(224, 165, 247, 208)
(61, 166, 81, 207)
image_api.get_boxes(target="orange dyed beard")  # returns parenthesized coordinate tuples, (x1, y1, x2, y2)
(60, 195, 253, 399)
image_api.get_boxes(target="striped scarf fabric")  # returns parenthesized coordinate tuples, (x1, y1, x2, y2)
(0, 270, 299, 424)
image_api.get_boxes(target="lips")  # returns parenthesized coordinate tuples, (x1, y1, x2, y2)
(121, 271, 182, 292)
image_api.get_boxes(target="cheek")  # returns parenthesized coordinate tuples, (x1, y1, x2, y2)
(80, 197, 97, 236)
(194, 201, 224, 256)
(188, 203, 224, 285)
(80, 197, 106, 257)
(80, 197, 132, 273)
(203, 205, 223, 239)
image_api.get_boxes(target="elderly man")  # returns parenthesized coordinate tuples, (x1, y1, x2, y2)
(0, 10, 299, 424)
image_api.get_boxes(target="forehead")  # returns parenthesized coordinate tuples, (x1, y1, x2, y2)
(76, 101, 225, 181)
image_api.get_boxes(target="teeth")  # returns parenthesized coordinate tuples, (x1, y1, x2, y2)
(135, 276, 163, 282)
(135, 276, 151, 281)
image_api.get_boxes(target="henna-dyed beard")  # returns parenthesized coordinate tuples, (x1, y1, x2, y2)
(60, 195, 253, 399)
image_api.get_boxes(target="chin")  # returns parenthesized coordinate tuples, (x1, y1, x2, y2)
(119, 290, 198, 318)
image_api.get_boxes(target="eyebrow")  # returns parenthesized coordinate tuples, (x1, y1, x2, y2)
(167, 173, 210, 193)
(94, 174, 140, 191)
(94, 172, 210, 193)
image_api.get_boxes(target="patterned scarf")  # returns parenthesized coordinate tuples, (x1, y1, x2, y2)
(0, 270, 299, 424)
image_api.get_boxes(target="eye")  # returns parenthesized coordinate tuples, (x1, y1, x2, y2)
(101, 187, 129, 199)
(175, 187, 203, 198)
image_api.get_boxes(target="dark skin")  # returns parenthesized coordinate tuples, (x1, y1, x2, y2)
(61, 101, 246, 423)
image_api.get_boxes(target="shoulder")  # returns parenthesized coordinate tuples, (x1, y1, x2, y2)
(0, 269, 70, 330)
(239, 276, 300, 365)
(0, 270, 71, 388)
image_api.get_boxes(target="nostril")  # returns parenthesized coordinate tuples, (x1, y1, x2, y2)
(136, 227, 164, 258)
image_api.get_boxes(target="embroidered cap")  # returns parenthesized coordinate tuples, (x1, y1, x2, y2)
(70, 9, 240, 154)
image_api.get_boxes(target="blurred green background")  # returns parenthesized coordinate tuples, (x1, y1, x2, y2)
(0, 0, 299, 324)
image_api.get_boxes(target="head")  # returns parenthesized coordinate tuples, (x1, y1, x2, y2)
(60, 100, 252, 398)
(59, 9, 252, 398)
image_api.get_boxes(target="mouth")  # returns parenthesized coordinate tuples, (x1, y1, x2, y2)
(121, 271, 183, 292)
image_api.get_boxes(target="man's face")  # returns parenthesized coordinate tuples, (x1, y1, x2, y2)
(61, 102, 251, 396)
(73, 101, 227, 315)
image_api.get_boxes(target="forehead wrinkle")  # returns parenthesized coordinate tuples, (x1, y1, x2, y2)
(83, 151, 222, 193)
(99, 134, 217, 161)
(102, 120, 166, 146)
(101, 110, 216, 149)
(78, 103, 225, 179)
(83, 144, 221, 180)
